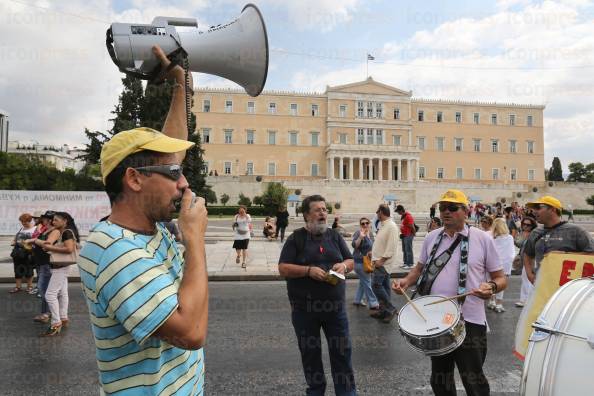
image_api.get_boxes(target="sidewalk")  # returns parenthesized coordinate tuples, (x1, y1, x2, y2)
(0, 233, 424, 282)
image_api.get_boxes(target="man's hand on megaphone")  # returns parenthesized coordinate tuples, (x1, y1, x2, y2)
(152, 45, 193, 87)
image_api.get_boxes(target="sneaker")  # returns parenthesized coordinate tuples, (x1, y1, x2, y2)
(487, 301, 496, 310)
(353, 302, 367, 307)
(495, 304, 505, 313)
(28, 288, 38, 295)
(515, 301, 525, 308)
(382, 310, 397, 323)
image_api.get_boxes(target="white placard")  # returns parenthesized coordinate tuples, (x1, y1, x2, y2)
(0, 190, 111, 235)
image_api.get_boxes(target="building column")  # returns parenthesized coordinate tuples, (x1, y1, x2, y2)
(329, 157, 334, 180)
(414, 159, 419, 181)
(359, 157, 364, 180)
(397, 159, 402, 181)
(368, 158, 373, 180)
(407, 159, 412, 181)
(339, 157, 344, 180)
(408, 129, 413, 147)
(378, 158, 383, 181)
(388, 158, 393, 181)
(348, 156, 354, 180)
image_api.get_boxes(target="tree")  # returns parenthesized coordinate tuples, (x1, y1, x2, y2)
(548, 157, 564, 181)
(110, 75, 143, 135)
(260, 182, 289, 215)
(567, 162, 588, 182)
(253, 195, 263, 206)
(220, 193, 230, 206)
(237, 193, 251, 207)
(79, 128, 110, 166)
(587, 195, 594, 210)
(203, 189, 217, 204)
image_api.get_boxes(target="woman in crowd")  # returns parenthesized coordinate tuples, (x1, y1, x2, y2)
(263, 216, 276, 241)
(9, 213, 36, 293)
(35, 211, 79, 336)
(427, 216, 442, 232)
(514, 216, 538, 307)
(26, 211, 55, 323)
(274, 205, 289, 243)
(351, 217, 379, 310)
(479, 215, 494, 235)
(489, 218, 516, 313)
(232, 206, 252, 268)
(332, 216, 351, 237)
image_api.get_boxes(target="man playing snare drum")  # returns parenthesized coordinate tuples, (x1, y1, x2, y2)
(393, 189, 507, 396)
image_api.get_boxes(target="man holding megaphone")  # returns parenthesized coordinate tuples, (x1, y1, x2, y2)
(78, 45, 209, 395)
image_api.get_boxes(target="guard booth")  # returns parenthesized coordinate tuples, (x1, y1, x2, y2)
(287, 194, 301, 217)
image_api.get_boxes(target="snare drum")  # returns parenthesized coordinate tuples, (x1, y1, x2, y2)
(521, 277, 594, 396)
(397, 295, 466, 356)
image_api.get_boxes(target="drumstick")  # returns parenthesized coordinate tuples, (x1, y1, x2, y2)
(423, 291, 474, 306)
(397, 284, 427, 322)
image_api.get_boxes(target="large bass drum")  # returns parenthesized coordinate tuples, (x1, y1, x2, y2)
(521, 277, 594, 395)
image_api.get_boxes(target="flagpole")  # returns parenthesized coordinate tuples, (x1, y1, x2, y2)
(366, 54, 369, 78)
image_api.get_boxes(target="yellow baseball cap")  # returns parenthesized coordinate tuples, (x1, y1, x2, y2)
(438, 189, 469, 206)
(527, 196, 562, 210)
(100, 127, 194, 184)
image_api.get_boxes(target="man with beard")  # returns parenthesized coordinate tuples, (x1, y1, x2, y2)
(78, 46, 209, 395)
(278, 195, 356, 396)
(523, 195, 594, 284)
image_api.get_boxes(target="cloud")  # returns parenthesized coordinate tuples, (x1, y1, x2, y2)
(268, 0, 360, 32)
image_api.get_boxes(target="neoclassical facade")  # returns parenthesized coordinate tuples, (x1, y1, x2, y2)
(193, 78, 544, 183)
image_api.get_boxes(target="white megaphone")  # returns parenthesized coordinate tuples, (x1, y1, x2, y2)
(106, 3, 268, 96)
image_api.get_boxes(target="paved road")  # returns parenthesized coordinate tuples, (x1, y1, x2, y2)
(0, 278, 525, 395)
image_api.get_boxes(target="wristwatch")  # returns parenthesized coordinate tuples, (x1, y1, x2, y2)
(487, 281, 497, 293)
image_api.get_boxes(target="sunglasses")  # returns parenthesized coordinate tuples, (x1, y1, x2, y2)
(360, 222, 370, 226)
(439, 203, 462, 212)
(522, 223, 533, 227)
(134, 164, 184, 181)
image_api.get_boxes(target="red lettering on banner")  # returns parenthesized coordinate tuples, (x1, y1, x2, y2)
(559, 260, 576, 286)
(582, 263, 594, 278)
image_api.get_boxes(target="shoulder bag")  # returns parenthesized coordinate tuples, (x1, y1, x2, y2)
(49, 229, 79, 267)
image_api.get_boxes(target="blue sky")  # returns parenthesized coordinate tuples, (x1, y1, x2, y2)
(1, 0, 594, 171)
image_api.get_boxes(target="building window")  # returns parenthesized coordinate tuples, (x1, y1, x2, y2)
(437, 168, 444, 179)
(394, 108, 400, 120)
(456, 167, 463, 179)
(367, 101, 374, 118)
(311, 132, 319, 146)
(268, 130, 276, 145)
(509, 140, 517, 153)
(311, 163, 319, 176)
(289, 131, 298, 146)
(527, 115, 533, 127)
(203, 100, 211, 112)
(225, 100, 233, 113)
(366, 129, 374, 144)
(339, 105, 346, 118)
(311, 104, 319, 116)
(357, 101, 364, 117)
(491, 113, 497, 125)
(339, 133, 347, 144)
(246, 162, 254, 175)
(418, 166, 425, 179)
(268, 102, 276, 114)
(376, 102, 383, 118)
(491, 139, 499, 153)
(224, 161, 231, 175)
(509, 114, 516, 126)
(473, 112, 479, 124)
(357, 129, 365, 145)
(454, 138, 463, 152)
(246, 130, 254, 145)
(289, 163, 297, 176)
(417, 136, 425, 150)
(393, 135, 401, 146)
(224, 129, 233, 144)
(202, 128, 210, 144)
(418, 110, 424, 121)
(268, 162, 276, 176)
(510, 168, 517, 180)
(375, 129, 383, 145)
(455, 112, 461, 123)
(473, 139, 481, 152)
(290, 103, 298, 116)
(437, 111, 443, 122)
(527, 141, 534, 153)
(474, 168, 481, 180)
(492, 168, 499, 180)
(436, 137, 445, 152)
(247, 101, 255, 114)
(528, 169, 535, 181)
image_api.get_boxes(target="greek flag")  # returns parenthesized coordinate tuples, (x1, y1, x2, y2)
(367, 54, 375, 60)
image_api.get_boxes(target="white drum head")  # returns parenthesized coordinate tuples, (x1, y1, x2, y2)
(399, 295, 461, 335)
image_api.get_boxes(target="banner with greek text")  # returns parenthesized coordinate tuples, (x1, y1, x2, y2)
(513, 251, 594, 360)
(0, 190, 110, 235)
